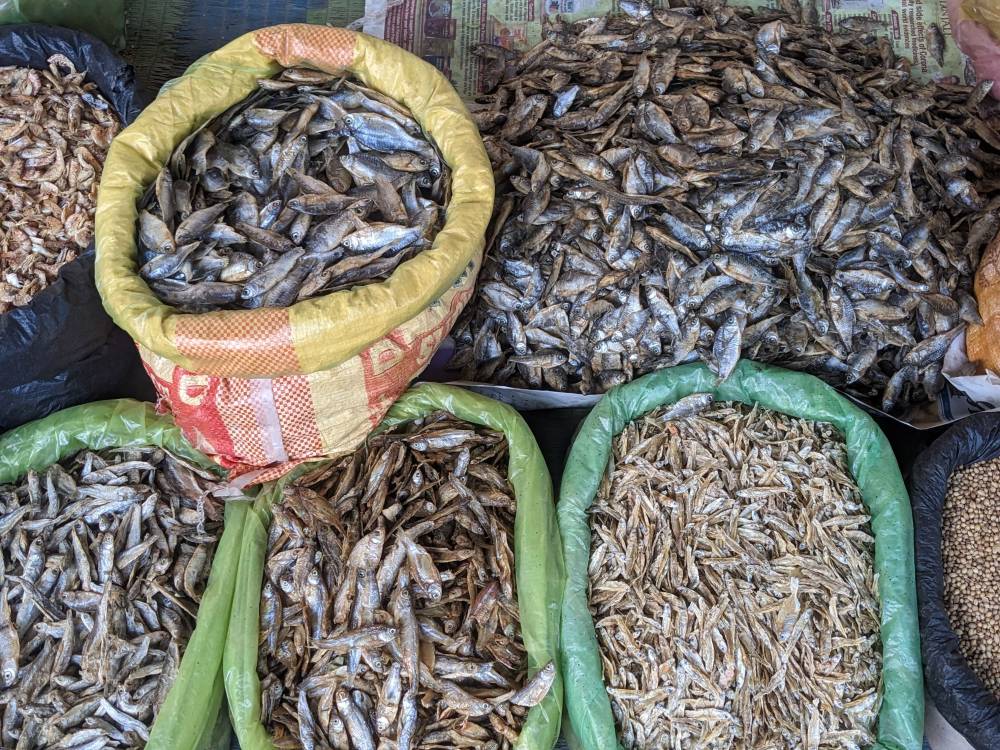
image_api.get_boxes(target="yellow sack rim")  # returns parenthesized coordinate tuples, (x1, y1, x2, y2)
(96, 24, 493, 378)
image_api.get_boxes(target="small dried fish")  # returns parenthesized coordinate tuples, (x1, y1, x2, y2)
(0, 55, 119, 312)
(259, 413, 551, 749)
(451, 0, 1000, 413)
(590, 400, 881, 749)
(0, 446, 223, 748)
(138, 68, 449, 311)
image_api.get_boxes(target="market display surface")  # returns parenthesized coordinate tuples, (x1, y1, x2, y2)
(137, 66, 449, 311)
(0, 55, 119, 312)
(590, 395, 881, 748)
(257, 413, 555, 749)
(942, 456, 1000, 699)
(451, 0, 998, 414)
(0, 445, 223, 748)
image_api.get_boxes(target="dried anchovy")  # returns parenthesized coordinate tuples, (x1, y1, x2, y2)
(138, 67, 450, 311)
(451, 0, 999, 413)
(0, 446, 223, 748)
(0, 55, 119, 312)
(259, 413, 554, 750)
(590, 396, 881, 749)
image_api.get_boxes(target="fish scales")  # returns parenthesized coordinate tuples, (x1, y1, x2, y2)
(589, 398, 881, 749)
(453, 0, 1000, 413)
(258, 414, 555, 749)
(0, 56, 120, 312)
(0, 446, 224, 748)
(137, 68, 450, 311)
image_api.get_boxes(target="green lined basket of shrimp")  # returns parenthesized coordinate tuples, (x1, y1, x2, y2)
(558, 360, 924, 750)
(223, 383, 564, 750)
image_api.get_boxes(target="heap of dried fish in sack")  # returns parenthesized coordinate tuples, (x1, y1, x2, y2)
(589, 395, 881, 749)
(137, 67, 450, 311)
(0, 446, 222, 748)
(451, 0, 1000, 413)
(0, 55, 119, 313)
(259, 414, 555, 749)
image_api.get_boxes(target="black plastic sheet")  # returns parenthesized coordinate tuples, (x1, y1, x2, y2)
(0, 24, 150, 432)
(911, 412, 1000, 750)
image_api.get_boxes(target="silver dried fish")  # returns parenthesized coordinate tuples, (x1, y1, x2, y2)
(451, 0, 1000, 413)
(138, 68, 450, 311)
(590, 400, 881, 749)
(259, 413, 551, 749)
(0, 446, 223, 748)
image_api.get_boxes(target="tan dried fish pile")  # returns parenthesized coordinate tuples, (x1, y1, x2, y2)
(451, 0, 1000, 414)
(589, 398, 881, 749)
(0, 55, 119, 313)
(259, 413, 554, 750)
(0, 446, 223, 748)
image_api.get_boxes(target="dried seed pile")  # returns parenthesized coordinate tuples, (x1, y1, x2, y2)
(589, 396, 881, 749)
(452, 0, 999, 413)
(138, 67, 449, 312)
(942, 456, 1000, 698)
(259, 414, 555, 750)
(0, 55, 119, 313)
(0, 446, 223, 748)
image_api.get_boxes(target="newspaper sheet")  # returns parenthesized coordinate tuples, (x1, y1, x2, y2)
(359, 0, 972, 98)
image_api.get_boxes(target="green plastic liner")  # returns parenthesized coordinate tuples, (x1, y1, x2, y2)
(0, 398, 243, 750)
(557, 360, 924, 750)
(224, 382, 565, 750)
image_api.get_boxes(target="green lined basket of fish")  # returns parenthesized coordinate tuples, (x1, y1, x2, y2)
(558, 360, 923, 750)
(0, 399, 250, 750)
(223, 382, 564, 750)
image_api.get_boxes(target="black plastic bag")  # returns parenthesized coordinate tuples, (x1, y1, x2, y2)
(0, 24, 150, 432)
(911, 412, 1000, 750)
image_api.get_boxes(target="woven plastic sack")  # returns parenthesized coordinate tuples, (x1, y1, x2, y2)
(223, 382, 564, 750)
(910, 412, 1000, 750)
(0, 399, 246, 750)
(95, 24, 493, 483)
(557, 360, 924, 750)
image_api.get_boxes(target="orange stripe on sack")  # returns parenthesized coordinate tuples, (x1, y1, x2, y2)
(272, 375, 324, 458)
(253, 24, 355, 72)
(173, 309, 300, 375)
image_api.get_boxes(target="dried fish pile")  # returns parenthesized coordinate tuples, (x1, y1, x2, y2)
(138, 67, 449, 311)
(0, 56, 119, 313)
(452, 0, 1000, 413)
(942, 456, 1000, 698)
(589, 395, 881, 748)
(259, 414, 555, 749)
(0, 446, 222, 748)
